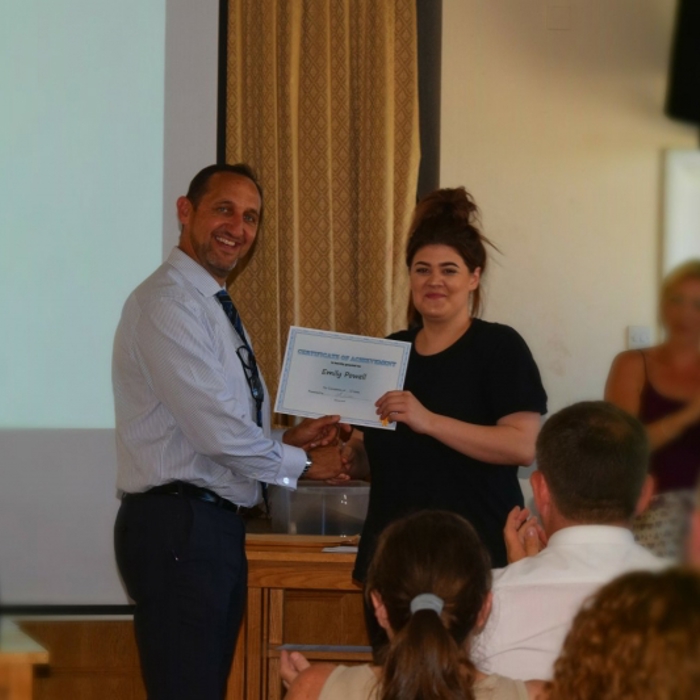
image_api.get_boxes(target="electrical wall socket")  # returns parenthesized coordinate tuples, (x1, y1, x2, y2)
(627, 325, 652, 350)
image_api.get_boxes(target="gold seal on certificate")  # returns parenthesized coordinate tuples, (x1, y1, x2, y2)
(274, 327, 411, 430)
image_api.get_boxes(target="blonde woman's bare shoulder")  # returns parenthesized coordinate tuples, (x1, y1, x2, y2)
(610, 348, 648, 373)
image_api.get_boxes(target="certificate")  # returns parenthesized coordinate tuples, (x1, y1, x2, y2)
(274, 326, 411, 430)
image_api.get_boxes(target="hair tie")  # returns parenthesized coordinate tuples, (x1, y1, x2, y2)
(410, 593, 444, 616)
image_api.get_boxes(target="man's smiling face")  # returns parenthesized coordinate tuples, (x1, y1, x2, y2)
(177, 172, 261, 284)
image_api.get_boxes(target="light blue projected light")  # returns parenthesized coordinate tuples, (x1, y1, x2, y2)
(0, 0, 165, 428)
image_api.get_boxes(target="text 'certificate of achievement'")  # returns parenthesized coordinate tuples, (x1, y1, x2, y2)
(274, 327, 411, 430)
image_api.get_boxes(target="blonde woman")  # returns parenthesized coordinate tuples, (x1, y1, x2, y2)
(605, 260, 700, 558)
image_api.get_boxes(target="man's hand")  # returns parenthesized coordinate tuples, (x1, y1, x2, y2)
(303, 444, 350, 481)
(280, 650, 311, 688)
(283, 415, 341, 450)
(504, 505, 547, 564)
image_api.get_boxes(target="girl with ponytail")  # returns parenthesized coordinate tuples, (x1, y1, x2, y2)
(282, 510, 544, 700)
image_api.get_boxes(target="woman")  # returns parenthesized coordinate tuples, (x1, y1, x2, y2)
(605, 260, 700, 558)
(548, 568, 700, 699)
(282, 510, 545, 700)
(348, 187, 547, 584)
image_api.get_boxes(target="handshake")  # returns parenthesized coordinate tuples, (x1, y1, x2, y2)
(282, 415, 362, 482)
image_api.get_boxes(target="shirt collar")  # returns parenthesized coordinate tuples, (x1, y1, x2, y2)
(547, 524, 635, 548)
(166, 247, 226, 297)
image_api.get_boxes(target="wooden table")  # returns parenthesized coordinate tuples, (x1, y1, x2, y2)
(0, 620, 49, 700)
(227, 534, 371, 700)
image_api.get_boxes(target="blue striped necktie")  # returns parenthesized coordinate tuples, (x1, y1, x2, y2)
(215, 290, 264, 428)
(215, 289, 245, 339)
(215, 289, 268, 510)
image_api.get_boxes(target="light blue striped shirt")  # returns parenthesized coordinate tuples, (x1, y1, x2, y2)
(112, 247, 306, 506)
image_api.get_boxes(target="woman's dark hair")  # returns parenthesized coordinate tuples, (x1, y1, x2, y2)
(548, 568, 700, 700)
(366, 511, 492, 700)
(405, 187, 496, 326)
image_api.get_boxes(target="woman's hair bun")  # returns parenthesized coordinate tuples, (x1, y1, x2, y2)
(414, 187, 479, 230)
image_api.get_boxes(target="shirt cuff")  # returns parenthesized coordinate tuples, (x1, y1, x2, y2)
(269, 443, 307, 489)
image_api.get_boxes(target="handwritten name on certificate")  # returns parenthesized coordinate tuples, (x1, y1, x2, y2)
(274, 327, 411, 430)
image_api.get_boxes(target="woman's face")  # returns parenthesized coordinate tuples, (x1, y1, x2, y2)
(409, 244, 480, 324)
(662, 276, 700, 344)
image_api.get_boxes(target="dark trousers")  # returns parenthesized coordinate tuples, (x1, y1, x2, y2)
(114, 493, 247, 700)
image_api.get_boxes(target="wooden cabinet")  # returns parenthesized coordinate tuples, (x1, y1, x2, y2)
(227, 534, 371, 700)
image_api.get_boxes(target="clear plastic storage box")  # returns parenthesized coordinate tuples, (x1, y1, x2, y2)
(269, 481, 370, 536)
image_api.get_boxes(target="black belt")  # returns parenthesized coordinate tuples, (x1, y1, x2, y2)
(123, 480, 262, 517)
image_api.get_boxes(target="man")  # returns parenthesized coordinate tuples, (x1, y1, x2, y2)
(113, 163, 348, 700)
(476, 401, 668, 681)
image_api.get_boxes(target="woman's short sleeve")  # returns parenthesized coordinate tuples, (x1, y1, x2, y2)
(480, 324, 548, 420)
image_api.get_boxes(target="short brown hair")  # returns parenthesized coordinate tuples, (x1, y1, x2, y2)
(536, 401, 649, 523)
(549, 568, 700, 700)
(405, 187, 496, 325)
(185, 163, 264, 223)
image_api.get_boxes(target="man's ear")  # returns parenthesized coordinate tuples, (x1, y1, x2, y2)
(634, 475, 654, 516)
(370, 590, 390, 632)
(530, 470, 550, 521)
(476, 591, 493, 633)
(176, 196, 192, 226)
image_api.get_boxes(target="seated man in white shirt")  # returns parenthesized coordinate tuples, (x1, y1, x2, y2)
(475, 400, 669, 681)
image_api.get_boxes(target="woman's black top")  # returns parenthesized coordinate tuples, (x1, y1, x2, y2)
(354, 319, 547, 579)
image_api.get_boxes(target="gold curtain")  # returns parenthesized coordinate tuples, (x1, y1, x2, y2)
(225, 0, 420, 409)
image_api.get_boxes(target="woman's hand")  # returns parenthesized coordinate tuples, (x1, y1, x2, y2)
(653, 392, 700, 447)
(280, 657, 337, 700)
(375, 390, 434, 434)
(280, 650, 311, 688)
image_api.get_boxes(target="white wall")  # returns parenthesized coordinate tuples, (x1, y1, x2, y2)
(441, 0, 697, 413)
